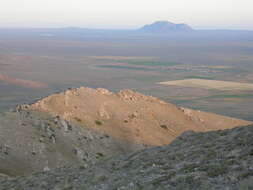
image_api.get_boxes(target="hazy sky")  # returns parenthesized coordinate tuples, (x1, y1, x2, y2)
(0, 0, 253, 29)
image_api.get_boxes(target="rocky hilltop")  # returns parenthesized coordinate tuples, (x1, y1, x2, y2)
(29, 87, 250, 146)
(1, 124, 253, 190)
(0, 87, 251, 178)
(139, 21, 193, 33)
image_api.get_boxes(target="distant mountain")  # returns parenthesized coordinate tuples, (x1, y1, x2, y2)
(139, 21, 193, 33)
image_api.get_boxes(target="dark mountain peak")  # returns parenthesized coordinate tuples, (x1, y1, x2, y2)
(139, 21, 193, 33)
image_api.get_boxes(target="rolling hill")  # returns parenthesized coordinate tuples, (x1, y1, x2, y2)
(0, 86, 251, 177)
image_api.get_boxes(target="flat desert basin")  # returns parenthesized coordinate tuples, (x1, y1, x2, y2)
(158, 79, 253, 91)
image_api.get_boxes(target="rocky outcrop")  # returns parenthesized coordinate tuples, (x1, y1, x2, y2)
(0, 109, 143, 177)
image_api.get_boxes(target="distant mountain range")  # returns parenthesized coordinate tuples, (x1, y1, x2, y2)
(61, 21, 194, 33)
(139, 21, 193, 33)
(2, 21, 253, 38)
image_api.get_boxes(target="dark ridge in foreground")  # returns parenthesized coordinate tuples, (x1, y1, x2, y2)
(1, 125, 253, 190)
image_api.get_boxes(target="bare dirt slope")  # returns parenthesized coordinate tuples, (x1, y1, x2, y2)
(29, 87, 251, 146)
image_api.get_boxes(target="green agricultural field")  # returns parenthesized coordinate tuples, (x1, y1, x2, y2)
(122, 60, 180, 67)
(185, 76, 214, 80)
(1, 30, 253, 121)
(202, 94, 253, 99)
(97, 65, 153, 71)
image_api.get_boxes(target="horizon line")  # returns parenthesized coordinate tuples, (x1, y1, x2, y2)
(0, 26, 253, 32)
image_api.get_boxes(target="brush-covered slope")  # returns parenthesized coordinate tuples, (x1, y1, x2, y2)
(1, 125, 253, 190)
(29, 87, 251, 146)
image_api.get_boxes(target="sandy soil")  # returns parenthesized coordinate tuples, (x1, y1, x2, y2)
(158, 79, 253, 91)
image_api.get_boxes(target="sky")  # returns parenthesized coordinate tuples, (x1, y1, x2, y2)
(0, 0, 253, 29)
